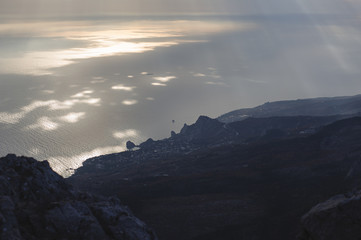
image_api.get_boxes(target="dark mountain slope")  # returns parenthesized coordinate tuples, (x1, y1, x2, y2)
(70, 117, 361, 240)
(218, 94, 361, 123)
(227, 115, 351, 142)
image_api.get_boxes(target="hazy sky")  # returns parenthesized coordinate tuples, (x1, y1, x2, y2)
(1, 0, 361, 17)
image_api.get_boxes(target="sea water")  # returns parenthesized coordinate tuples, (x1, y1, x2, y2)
(0, 15, 360, 176)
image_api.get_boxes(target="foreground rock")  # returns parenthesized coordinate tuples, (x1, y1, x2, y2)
(0, 154, 157, 240)
(299, 192, 361, 240)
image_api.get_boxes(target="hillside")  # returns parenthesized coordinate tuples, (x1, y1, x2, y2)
(218, 94, 361, 123)
(70, 115, 361, 239)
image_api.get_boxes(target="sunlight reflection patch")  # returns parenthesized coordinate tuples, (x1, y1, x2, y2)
(153, 76, 176, 82)
(152, 82, 167, 86)
(0, 20, 256, 75)
(71, 90, 93, 98)
(49, 145, 126, 177)
(122, 99, 138, 105)
(27, 117, 59, 131)
(0, 93, 100, 125)
(113, 129, 138, 139)
(111, 84, 136, 91)
(60, 112, 86, 123)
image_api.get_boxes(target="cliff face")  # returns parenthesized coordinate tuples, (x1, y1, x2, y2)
(0, 154, 157, 240)
(299, 192, 361, 240)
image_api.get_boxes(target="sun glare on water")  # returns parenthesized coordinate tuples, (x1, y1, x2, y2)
(0, 20, 252, 76)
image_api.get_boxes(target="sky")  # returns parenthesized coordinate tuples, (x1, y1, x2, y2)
(1, 0, 361, 17)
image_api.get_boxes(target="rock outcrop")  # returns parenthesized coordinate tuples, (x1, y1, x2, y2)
(178, 115, 237, 144)
(299, 192, 361, 240)
(0, 154, 157, 240)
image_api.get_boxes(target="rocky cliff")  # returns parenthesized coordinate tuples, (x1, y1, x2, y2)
(299, 192, 361, 240)
(0, 154, 157, 240)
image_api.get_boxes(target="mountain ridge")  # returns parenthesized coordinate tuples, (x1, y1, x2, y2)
(70, 109, 361, 239)
(218, 94, 361, 123)
(54, 93, 361, 239)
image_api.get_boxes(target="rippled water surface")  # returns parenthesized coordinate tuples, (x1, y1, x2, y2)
(1, 15, 361, 176)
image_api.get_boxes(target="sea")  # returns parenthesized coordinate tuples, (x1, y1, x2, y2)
(1, 14, 360, 176)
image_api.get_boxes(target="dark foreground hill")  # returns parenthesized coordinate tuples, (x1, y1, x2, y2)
(0, 154, 157, 240)
(70, 117, 361, 240)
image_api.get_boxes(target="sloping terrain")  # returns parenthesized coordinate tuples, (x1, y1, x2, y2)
(70, 117, 361, 240)
(218, 94, 361, 123)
